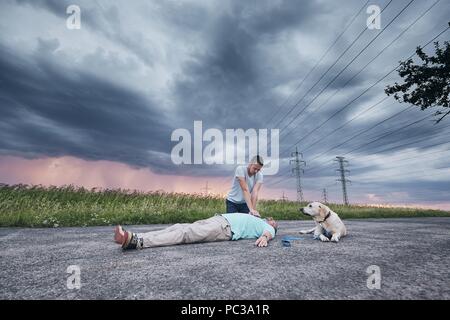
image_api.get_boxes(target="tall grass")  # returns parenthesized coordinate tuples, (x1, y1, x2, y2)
(0, 184, 449, 227)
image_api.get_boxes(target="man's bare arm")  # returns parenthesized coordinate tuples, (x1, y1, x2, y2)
(238, 178, 259, 216)
(250, 182, 262, 209)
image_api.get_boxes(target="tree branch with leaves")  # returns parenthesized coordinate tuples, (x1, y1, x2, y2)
(385, 34, 450, 123)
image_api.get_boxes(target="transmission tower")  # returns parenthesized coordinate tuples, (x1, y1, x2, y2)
(201, 181, 211, 196)
(334, 156, 351, 205)
(322, 188, 328, 204)
(290, 147, 306, 202)
(280, 191, 288, 202)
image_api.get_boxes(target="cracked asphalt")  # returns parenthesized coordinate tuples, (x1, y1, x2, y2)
(1, 218, 449, 300)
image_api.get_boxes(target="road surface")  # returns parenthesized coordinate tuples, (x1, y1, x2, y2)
(1, 218, 449, 299)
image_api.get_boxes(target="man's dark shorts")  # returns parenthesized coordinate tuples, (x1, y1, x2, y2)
(226, 199, 250, 213)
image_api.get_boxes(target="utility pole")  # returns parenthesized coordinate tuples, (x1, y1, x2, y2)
(334, 156, 351, 205)
(322, 188, 328, 204)
(290, 147, 306, 202)
(201, 181, 211, 196)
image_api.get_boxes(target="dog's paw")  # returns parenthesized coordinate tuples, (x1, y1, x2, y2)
(319, 234, 330, 242)
(299, 230, 308, 234)
(331, 236, 340, 243)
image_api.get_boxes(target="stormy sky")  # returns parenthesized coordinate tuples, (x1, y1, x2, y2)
(0, 0, 449, 208)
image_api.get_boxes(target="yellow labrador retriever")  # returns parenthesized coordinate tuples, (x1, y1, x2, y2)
(299, 202, 347, 243)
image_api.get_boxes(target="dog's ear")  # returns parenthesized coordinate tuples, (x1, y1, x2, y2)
(318, 206, 327, 218)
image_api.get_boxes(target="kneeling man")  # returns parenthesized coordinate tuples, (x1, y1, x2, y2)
(226, 155, 264, 216)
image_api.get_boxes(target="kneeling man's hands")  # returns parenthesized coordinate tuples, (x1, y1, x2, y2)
(250, 209, 260, 217)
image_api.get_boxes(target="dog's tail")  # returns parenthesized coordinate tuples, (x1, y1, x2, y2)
(299, 227, 316, 234)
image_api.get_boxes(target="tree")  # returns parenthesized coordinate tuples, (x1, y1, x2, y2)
(385, 34, 450, 123)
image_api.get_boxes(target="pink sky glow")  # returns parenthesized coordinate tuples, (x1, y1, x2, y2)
(0, 155, 449, 211)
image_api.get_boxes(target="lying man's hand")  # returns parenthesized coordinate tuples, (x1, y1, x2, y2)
(255, 235, 268, 247)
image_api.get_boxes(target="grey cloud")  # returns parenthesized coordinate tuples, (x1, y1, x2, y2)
(1, 0, 449, 204)
(36, 37, 60, 53)
(229, 0, 326, 35)
(0, 44, 175, 172)
(168, 0, 331, 130)
(14, 0, 158, 68)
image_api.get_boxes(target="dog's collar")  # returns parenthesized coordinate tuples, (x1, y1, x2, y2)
(317, 211, 331, 223)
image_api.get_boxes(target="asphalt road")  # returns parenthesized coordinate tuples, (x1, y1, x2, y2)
(1, 218, 449, 300)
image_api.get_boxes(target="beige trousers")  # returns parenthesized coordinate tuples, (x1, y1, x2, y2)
(136, 215, 232, 248)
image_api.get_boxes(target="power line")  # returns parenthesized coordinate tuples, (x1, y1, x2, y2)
(344, 113, 435, 156)
(360, 128, 450, 155)
(289, 163, 449, 202)
(307, 140, 450, 177)
(350, 165, 450, 181)
(278, 0, 441, 140)
(265, 170, 293, 188)
(279, 23, 450, 158)
(266, 136, 450, 189)
(269, 101, 410, 185)
(216, 3, 449, 193)
(349, 151, 450, 177)
(305, 103, 414, 164)
(271, 0, 394, 131)
(306, 122, 450, 176)
(304, 108, 439, 173)
(305, 146, 449, 184)
(256, 12, 448, 195)
(266, 126, 446, 187)
(271, 107, 434, 182)
(265, 0, 370, 128)
(267, 23, 449, 186)
(277, 0, 416, 140)
(347, 142, 450, 165)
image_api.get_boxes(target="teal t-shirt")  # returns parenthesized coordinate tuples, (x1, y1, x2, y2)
(221, 213, 275, 240)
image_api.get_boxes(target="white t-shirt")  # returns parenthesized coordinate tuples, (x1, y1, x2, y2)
(227, 165, 263, 204)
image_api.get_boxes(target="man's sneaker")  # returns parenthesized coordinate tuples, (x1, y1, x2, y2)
(122, 231, 142, 250)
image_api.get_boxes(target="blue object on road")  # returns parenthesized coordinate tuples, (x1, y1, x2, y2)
(281, 235, 303, 247)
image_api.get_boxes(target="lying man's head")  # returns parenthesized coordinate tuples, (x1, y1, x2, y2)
(265, 217, 278, 234)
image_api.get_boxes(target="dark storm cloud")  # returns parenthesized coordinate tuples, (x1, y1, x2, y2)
(15, 0, 62, 14)
(0, 43, 175, 172)
(170, 15, 261, 129)
(14, 0, 158, 67)
(229, 0, 325, 35)
(1, 0, 449, 204)
(267, 0, 450, 161)
(170, 0, 326, 129)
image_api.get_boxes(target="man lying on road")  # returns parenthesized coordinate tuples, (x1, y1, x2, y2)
(114, 213, 278, 250)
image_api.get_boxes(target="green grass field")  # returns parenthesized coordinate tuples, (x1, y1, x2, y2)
(0, 184, 449, 227)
